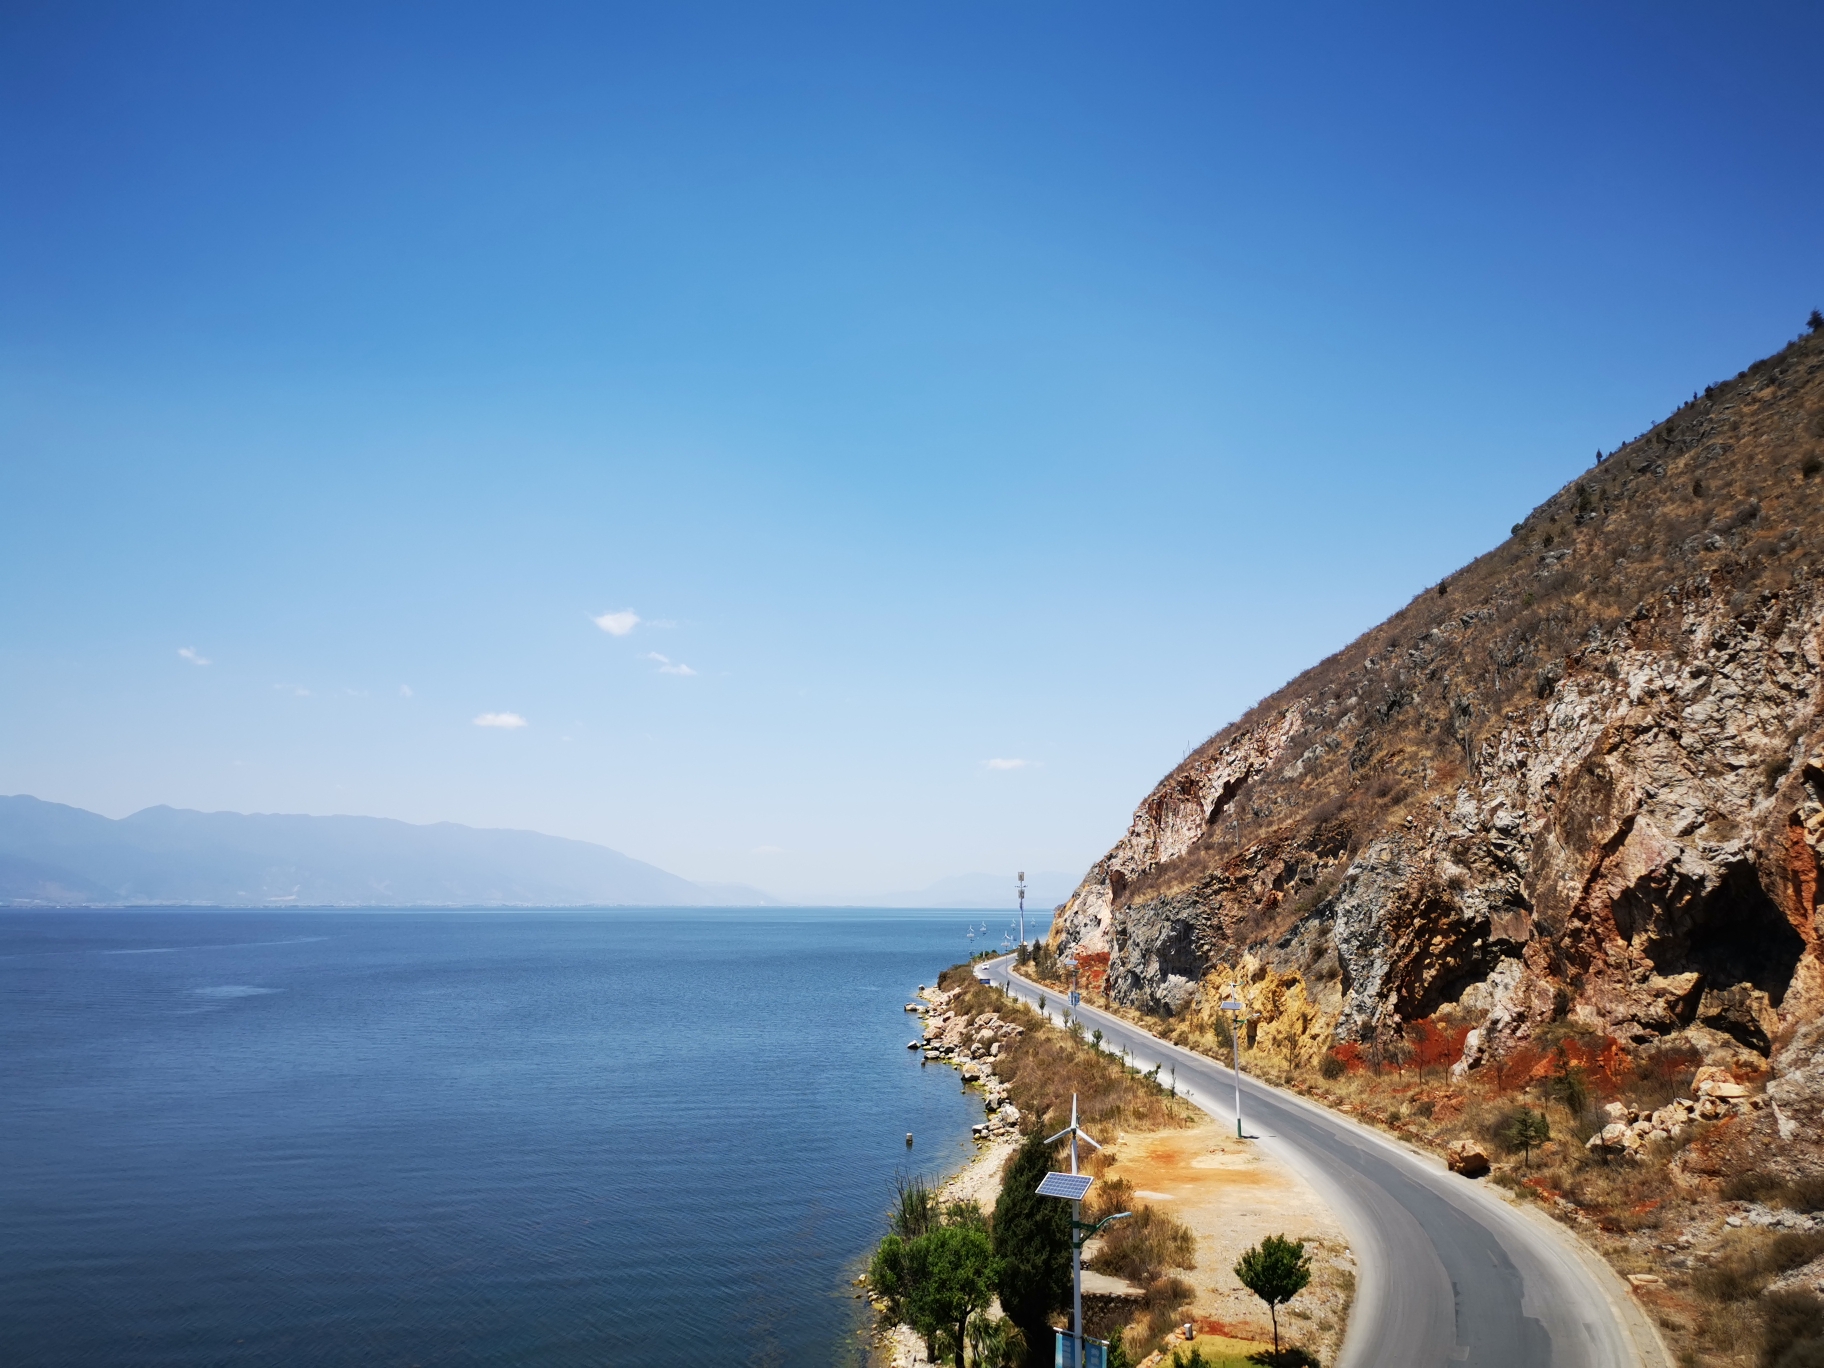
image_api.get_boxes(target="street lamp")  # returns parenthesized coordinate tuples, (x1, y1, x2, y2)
(1220, 984, 1246, 1139)
(1017, 871, 1027, 948)
(1038, 1094, 1131, 1368)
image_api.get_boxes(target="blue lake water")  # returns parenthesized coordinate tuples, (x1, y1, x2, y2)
(0, 908, 1044, 1367)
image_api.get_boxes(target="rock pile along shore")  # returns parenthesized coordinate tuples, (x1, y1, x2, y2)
(908, 980, 1024, 1142)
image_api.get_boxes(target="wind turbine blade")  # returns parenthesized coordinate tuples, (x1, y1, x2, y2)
(1044, 1126, 1073, 1145)
(1077, 1132, 1103, 1151)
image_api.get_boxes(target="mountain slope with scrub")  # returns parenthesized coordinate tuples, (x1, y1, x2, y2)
(1057, 316, 1824, 1080)
(1047, 316, 1824, 1367)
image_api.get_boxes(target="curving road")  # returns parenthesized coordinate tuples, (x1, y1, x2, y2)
(977, 956, 1666, 1368)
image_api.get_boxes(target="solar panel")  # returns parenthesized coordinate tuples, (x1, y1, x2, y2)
(1036, 1171, 1094, 1201)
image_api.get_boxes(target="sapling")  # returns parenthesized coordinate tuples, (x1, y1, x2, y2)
(1234, 1234, 1312, 1357)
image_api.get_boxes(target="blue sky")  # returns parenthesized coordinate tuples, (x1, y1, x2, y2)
(3, 2, 1821, 898)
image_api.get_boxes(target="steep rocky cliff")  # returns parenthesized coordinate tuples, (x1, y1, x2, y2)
(1054, 318, 1824, 1104)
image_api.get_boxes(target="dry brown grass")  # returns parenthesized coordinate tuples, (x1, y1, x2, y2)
(940, 969, 1200, 1137)
(1087, 1203, 1199, 1284)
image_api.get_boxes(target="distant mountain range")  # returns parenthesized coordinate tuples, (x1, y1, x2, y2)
(0, 796, 775, 908)
(0, 796, 1072, 911)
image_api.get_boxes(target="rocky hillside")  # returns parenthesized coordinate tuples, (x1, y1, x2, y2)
(1054, 316, 1824, 1105)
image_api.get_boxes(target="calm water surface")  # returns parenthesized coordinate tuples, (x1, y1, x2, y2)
(0, 908, 1039, 1367)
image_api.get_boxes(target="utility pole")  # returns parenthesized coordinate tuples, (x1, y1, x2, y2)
(1016, 870, 1026, 948)
(1038, 1095, 1129, 1368)
(1221, 984, 1246, 1139)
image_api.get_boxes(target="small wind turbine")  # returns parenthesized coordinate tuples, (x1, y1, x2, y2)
(1039, 1094, 1129, 1368)
(1045, 1092, 1101, 1174)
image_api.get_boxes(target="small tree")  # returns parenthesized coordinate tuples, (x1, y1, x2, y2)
(1503, 1108, 1551, 1167)
(1092, 1028, 1104, 1052)
(1809, 309, 1823, 333)
(1233, 1234, 1312, 1357)
(1549, 1048, 1590, 1115)
(908, 1223, 998, 1368)
(869, 1234, 912, 1327)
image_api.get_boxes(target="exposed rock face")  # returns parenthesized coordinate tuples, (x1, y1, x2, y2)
(1053, 323, 1824, 1097)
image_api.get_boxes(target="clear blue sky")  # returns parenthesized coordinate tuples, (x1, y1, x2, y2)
(4, 2, 1821, 898)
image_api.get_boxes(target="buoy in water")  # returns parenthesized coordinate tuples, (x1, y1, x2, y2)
(906, 1132, 914, 1147)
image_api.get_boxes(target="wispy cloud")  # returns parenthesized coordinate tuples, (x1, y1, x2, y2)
(473, 712, 528, 729)
(177, 647, 210, 666)
(985, 758, 1031, 770)
(592, 609, 640, 636)
(399, 684, 413, 698)
(646, 652, 696, 676)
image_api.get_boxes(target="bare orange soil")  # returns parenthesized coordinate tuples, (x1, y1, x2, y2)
(1098, 1120, 1354, 1363)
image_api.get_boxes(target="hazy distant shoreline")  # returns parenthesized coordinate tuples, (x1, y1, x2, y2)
(0, 794, 1073, 912)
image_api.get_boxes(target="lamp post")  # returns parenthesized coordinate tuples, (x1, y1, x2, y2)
(1220, 984, 1246, 1139)
(1017, 871, 1026, 948)
(1038, 1094, 1130, 1368)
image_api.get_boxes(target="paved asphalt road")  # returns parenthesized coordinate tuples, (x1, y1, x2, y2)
(977, 956, 1664, 1368)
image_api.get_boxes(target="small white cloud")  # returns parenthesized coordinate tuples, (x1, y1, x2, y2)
(399, 684, 413, 698)
(592, 609, 640, 636)
(473, 712, 528, 729)
(646, 652, 696, 676)
(177, 647, 210, 666)
(985, 758, 1030, 770)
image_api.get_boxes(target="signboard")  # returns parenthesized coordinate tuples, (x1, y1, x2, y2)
(1054, 1332, 1108, 1368)
(1069, 991, 1081, 1007)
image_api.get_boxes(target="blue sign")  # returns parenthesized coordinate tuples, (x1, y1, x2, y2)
(1054, 1332, 1107, 1368)
(1069, 991, 1081, 1007)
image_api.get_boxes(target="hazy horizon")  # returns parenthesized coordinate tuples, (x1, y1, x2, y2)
(0, 791, 1078, 908)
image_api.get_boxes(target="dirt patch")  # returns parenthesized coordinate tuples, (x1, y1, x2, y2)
(1094, 1121, 1353, 1364)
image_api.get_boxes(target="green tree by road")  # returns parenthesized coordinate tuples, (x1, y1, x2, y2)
(993, 1131, 1072, 1364)
(910, 1223, 999, 1368)
(1233, 1234, 1312, 1358)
